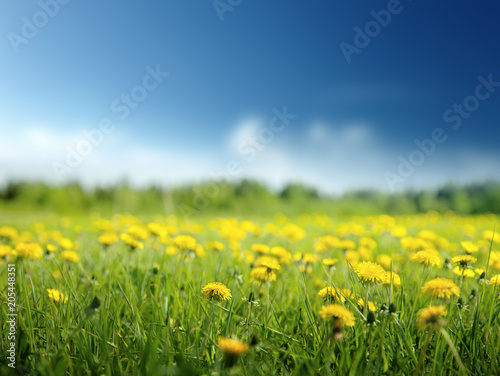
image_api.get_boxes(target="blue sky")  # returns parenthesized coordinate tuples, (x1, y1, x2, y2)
(1, 0, 499, 193)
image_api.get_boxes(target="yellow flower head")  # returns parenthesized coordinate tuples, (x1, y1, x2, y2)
(250, 266, 277, 282)
(417, 305, 447, 328)
(319, 304, 355, 326)
(61, 250, 79, 263)
(172, 235, 196, 250)
(270, 246, 291, 264)
(281, 224, 306, 242)
(382, 271, 401, 287)
(120, 233, 144, 249)
(255, 256, 280, 270)
(98, 232, 118, 246)
(0, 245, 12, 257)
(201, 282, 232, 302)
(357, 298, 376, 312)
(0, 226, 18, 240)
(461, 241, 478, 254)
(322, 258, 339, 266)
(376, 254, 392, 270)
(483, 230, 500, 243)
(206, 241, 225, 251)
(489, 274, 500, 286)
(218, 337, 249, 356)
(452, 267, 475, 277)
(58, 238, 74, 250)
(451, 254, 476, 268)
(318, 287, 347, 302)
(409, 249, 443, 267)
(422, 278, 460, 299)
(47, 288, 68, 303)
(15, 242, 43, 260)
(354, 261, 386, 283)
(250, 243, 270, 254)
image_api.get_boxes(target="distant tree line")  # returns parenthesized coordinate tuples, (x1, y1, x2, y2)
(0, 180, 499, 217)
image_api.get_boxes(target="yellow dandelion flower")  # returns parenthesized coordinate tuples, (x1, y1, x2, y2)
(391, 225, 407, 238)
(489, 274, 500, 286)
(319, 304, 355, 326)
(255, 256, 280, 270)
(422, 278, 460, 299)
(46, 244, 57, 253)
(61, 250, 79, 263)
(461, 241, 478, 254)
(0, 245, 12, 257)
(270, 246, 291, 264)
(147, 222, 167, 237)
(302, 253, 318, 264)
(452, 267, 475, 277)
(172, 234, 196, 250)
(417, 305, 447, 328)
(483, 230, 500, 243)
(206, 241, 225, 251)
(58, 238, 74, 250)
(166, 245, 179, 256)
(126, 225, 150, 240)
(15, 242, 43, 260)
(338, 239, 356, 250)
(0, 226, 18, 240)
(98, 232, 118, 246)
(345, 250, 360, 266)
(451, 254, 477, 268)
(409, 249, 443, 267)
(382, 271, 401, 287)
(357, 298, 376, 312)
(201, 282, 232, 302)
(47, 289, 68, 303)
(195, 244, 206, 258)
(354, 261, 386, 283)
(282, 224, 306, 242)
(322, 258, 339, 266)
(120, 233, 144, 249)
(318, 286, 346, 302)
(376, 254, 392, 270)
(360, 237, 377, 249)
(250, 266, 277, 282)
(250, 243, 270, 254)
(218, 337, 249, 356)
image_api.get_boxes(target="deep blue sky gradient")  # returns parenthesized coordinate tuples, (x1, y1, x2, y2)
(1, 0, 499, 192)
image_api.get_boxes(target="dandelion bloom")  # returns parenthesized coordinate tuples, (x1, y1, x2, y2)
(201, 282, 232, 302)
(382, 271, 401, 287)
(250, 243, 270, 254)
(250, 266, 277, 282)
(0, 245, 12, 257)
(319, 304, 355, 326)
(322, 258, 339, 266)
(270, 246, 291, 264)
(47, 289, 68, 303)
(120, 233, 144, 249)
(206, 241, 224, 251)
(98, 232, 118, 246)
(409, 250, 443, 267)
(62, 250, 79, 263)
(357, 298, 376, 312)
(376, 254, 392, 270)
(16, 242, 43, 260)
(318, 287, 346, 302)
(452, 267, 475, 277)
(451, 254, 477, 268)
(422, 278, 460, 299)
(461, 241, 478, 254)
(172, 234, 196, 250)
(354, 261, 386, 283)
(255, 256, 281, 270)
(281, 223, 306, 242)
(218, 337, 249, 356)
(483, 230, 500, 243)
(490, 274, 500, 286)
(417, 305, 447, 328)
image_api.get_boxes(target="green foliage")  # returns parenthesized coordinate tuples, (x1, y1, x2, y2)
(1, 180, 500, 216)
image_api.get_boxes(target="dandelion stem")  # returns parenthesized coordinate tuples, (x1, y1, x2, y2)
(415, 329, 433, 375)
(439, 327, 466, 374)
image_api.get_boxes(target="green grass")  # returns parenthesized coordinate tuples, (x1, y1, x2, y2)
(0, 212, 499, 375)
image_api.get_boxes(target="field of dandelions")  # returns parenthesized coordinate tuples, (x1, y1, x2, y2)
(1, 211, 500, 375)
